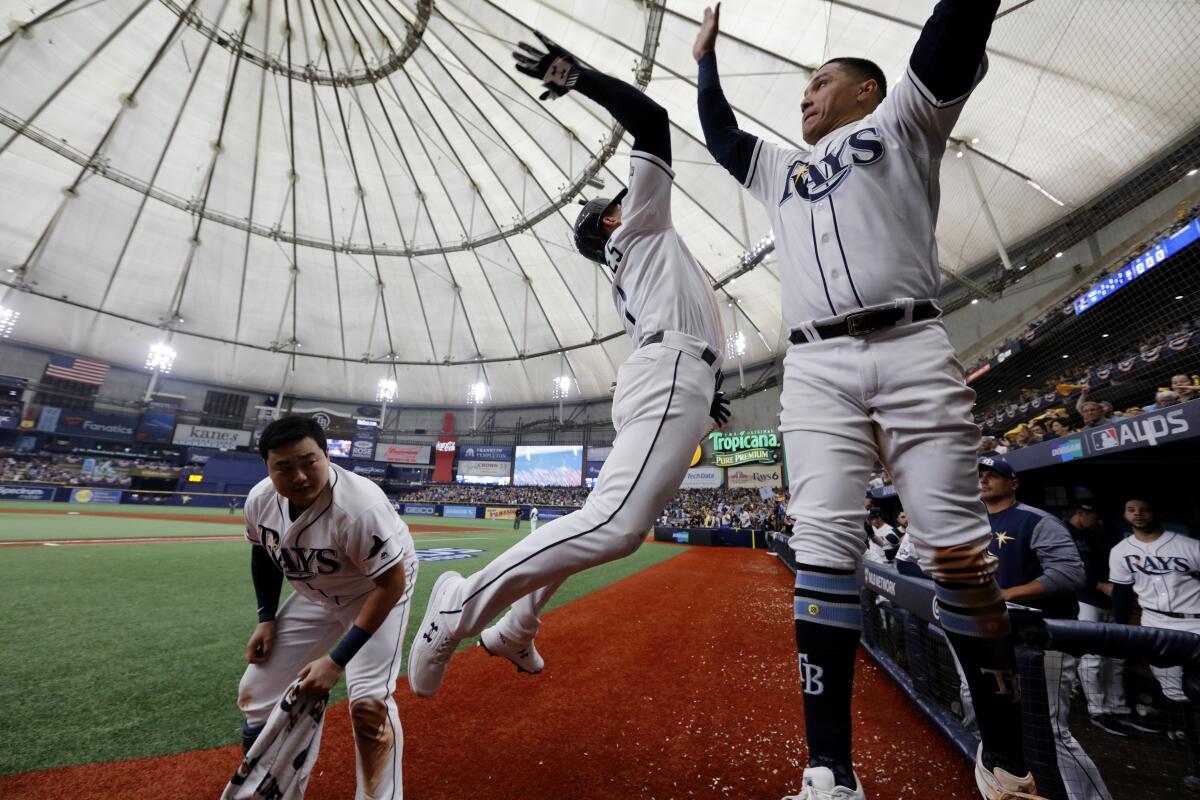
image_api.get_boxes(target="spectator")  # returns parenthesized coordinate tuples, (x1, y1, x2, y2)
(1172, 374, 1198, 402)
(1148, 390, 1181, 411)
(1078, 400, 1106, 429)
(971, 456, 1109, 800)
(1049, 419, 1074, 439)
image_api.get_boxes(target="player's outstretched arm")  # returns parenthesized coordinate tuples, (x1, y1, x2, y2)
(909, 0, 1002, 105)
(693, 5, 758, 184)
(513, 32, 670, 164)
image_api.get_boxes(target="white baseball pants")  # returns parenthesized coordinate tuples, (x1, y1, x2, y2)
(237, 555, 418, 800)
(780, 320, 995, 583)
(447, 338, 716, 641)
(1143, 610, 1200, 702)
(1076, 602, 1128, 716)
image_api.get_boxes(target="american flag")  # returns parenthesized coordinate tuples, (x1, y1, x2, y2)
(45, 353, 110, 386)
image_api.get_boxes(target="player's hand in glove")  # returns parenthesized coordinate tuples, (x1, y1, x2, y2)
(513, 31, 581, 101)
(297, 655, 342, 697)
(710, 373, 731, 428)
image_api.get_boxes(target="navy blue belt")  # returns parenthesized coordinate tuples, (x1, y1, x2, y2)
(790, 301, 940, 344)
(643, 332, 718, 366)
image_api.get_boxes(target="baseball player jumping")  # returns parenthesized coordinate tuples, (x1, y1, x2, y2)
(236, 416, 418, 799)
(695, 3, 1040, 798)
(407, 34, 728, 695)
(1109, 497, 1200, 791)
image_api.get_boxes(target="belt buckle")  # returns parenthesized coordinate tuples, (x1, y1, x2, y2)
(845, 311, 876, 337)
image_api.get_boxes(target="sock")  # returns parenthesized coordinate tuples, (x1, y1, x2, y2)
(1167, 700, 1200, 760)
(794, 565, 862, 788)
(935, 580, 1027, 776)
(242, 720, 264, 755)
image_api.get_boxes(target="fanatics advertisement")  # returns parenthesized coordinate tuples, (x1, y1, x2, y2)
(726, 465, 784, 489)
(679, 466, 723, 489)
(173, 424, 252, 450)
(374, 443, 432, 464)
(54, 410, 138, 441)
(442, 504, 477, 519)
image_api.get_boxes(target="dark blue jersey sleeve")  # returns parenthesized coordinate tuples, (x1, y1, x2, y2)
(909, 0, 1002, 105)
(251, 544, 284, 623)
(574, 68, 671, 165)
(696, 52, 759, 184)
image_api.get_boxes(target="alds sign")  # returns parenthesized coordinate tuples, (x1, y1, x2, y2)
(708, 429, 779, 467)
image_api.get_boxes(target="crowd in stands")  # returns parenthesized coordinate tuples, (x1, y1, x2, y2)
(0, 453, 177, 487)
(657, 488, 790, 531)
(395, 483, 591, 508)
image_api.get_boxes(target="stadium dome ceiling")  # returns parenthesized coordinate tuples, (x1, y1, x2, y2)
(1, 0, 1197, 407)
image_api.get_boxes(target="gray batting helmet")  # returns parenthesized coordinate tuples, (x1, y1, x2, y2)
(573, 188, 627, 264)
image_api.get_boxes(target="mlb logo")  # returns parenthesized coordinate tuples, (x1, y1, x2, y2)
(1090, 427, 1119, 451)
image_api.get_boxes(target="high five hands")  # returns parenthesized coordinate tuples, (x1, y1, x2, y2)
(513, 31, 582, 101)
(693, 3, 721, 62)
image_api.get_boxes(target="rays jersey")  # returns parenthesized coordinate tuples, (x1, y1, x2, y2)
(1108, 532, 1200, 615)
(743, 61, 986, 328)
(244, 463, 414, 608)
(604, 150, 724, 352)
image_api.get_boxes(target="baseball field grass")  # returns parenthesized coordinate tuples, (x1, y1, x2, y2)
(0, 501, 685, 776)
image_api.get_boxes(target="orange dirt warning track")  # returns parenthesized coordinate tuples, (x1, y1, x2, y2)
(0, 547, 979, 799)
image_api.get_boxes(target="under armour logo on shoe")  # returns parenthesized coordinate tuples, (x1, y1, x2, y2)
(423, 621, 438, 643)
(517, 648, 530, 659)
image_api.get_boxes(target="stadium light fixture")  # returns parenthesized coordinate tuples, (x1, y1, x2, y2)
(551, 375, 572, 400)
(145, 342, 176, 373)
(376, 378, 397, 403)
(1189, 169, 1198, 177)
(1062, 354, 1069, 359)
(0, 304, 18, 338)
(1102, 333, 1110, 338)
(970, 298, 979, 305)
(1176, 295, 1185, 300)
(726, 330, 747, 358)
(1026, 179, 1065, 207)
(1055, 252, 1064, 258)
(467, 381, 489, 405)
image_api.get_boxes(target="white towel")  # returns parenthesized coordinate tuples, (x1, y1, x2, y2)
(222, 680, 327, 800)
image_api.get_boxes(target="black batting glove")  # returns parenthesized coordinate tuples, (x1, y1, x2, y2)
(710, 373, 731, 427)
(513, 31, 581, 101)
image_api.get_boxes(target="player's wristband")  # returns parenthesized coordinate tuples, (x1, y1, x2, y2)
(257, 608, 277, 624)
(329, 624, 372, 668)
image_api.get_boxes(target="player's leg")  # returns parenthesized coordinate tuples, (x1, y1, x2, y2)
(342, 556, 419, 800)
(870, 321, 1029, 782)
(1042, 650, 1113, 800)
(237, 592, 345, 751)
(409, 347, 713, 695)
(779, 340, 878, 793)
(479, 578, 563, 674)
(1075, 602, 1108, 722)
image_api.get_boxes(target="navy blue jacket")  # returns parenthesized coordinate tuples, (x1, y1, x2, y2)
(987, 502, 1085, 619)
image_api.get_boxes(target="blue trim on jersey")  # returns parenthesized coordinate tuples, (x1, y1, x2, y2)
(624, 310, 637, 325)
(630, 152, 673, 179)
(828, 196, 865, 308)
(809, 210, 839, 316)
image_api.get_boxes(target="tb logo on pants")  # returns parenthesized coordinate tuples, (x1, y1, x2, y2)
(799, 653, 825, 696)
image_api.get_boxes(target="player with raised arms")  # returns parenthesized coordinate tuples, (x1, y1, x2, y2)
(235, 415, 418, 799)
(694, 3, 1043, 799)
(407, 32, 729, 695)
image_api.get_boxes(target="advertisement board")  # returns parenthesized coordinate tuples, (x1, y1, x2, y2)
(456, 460, 511, 479)
(136, 411, 176, 443)
(351, 431, 376, 460)
(69, 487, 123, 504)
(56, 411, 138, 441)
(0, 414, 19, 430)
(513, 445, 582, 487)
(680, 466, 723, 489)
(351, 463, 388, 479)
(726, 464, 784, 489)
(708, 429, 780, 467)
(36, 406, 61, 433)
(0, 483, 56, 501)
(401, 503, 437, 516)
(457, 444, 513, 461)
(173, 424, 252, 450)
(485, 507, 518, 520)
(442, 504, 477, 519)
(375, 443, 432, 464)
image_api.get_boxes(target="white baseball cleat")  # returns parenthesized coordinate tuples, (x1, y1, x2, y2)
(407, 571, 465, 697)
(974, 744, 1045, 799)
(781, 766, 866, 799)
(479, 626, 544, 675)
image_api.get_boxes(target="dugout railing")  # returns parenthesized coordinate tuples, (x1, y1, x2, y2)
(768, 533, 1200, 799)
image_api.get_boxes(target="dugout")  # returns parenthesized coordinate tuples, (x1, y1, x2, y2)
(1002, 401, 1200, 535)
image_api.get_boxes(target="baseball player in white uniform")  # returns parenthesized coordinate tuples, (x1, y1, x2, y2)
(237, 416, 418, 800)
(695, 3, 1040, 798)
(529, 506, 539, 534)
(407, 33, 728, 696)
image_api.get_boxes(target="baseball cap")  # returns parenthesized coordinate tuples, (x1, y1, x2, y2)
(977, 455, 1017, 480)
(868, 506, 884, 519)
(1068, 502, 1099, 515)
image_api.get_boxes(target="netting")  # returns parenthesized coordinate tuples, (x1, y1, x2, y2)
(771, 535, 1200, 800)
(970, 206, 1200, 443)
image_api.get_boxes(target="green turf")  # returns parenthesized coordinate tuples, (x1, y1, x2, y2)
(0, 514, 245, 541)
(0, 500, 243, 516)
(0, 516, 684, 775)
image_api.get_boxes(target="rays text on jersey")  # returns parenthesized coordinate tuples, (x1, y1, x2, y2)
(781, 127, 886, 205)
